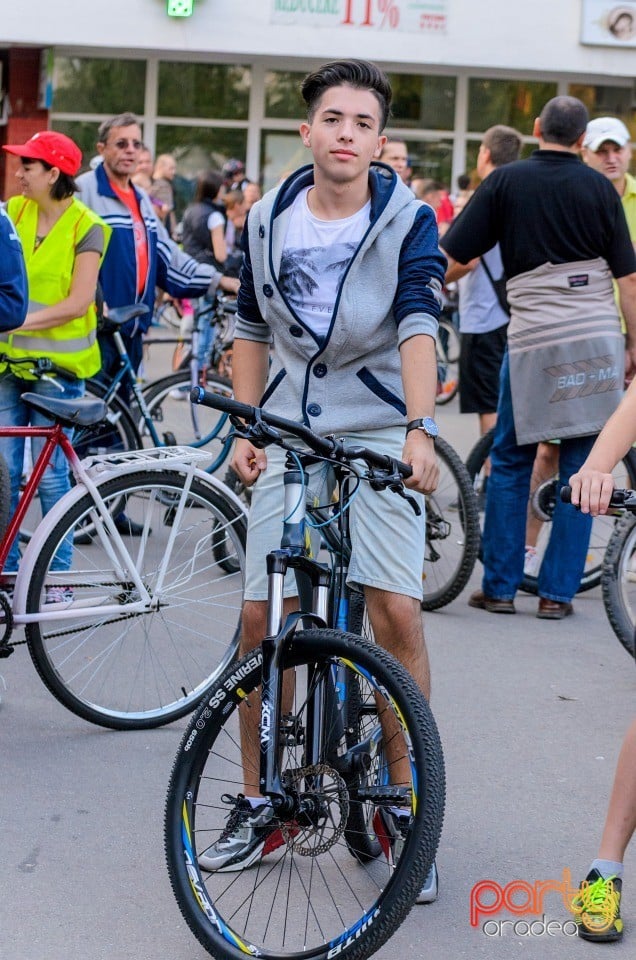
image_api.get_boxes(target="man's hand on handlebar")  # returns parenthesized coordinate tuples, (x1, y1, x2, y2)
(231, 437, 268, 487)
(568, 467, 615, 516)
(402, 432, 439, 495)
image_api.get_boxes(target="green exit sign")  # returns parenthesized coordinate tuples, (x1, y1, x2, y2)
(167, 0, 194, 15)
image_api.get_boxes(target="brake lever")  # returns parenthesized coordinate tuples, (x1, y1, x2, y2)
(228, 409, 282, 448)
(366, 465, 422, 516)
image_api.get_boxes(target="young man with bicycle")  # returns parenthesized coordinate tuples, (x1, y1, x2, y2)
(199, 59, 446, 901)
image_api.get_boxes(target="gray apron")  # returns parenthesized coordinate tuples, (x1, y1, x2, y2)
(506, 258, 624, 444)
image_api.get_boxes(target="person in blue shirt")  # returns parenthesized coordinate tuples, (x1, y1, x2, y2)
(0, 205, 28, 332)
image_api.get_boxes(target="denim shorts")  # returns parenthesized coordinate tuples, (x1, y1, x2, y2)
(243, 426, 426, 601)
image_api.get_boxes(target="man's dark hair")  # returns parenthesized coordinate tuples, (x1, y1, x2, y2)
(456, 173, 471, 190)
(539, 96, 589, 148)
(97, 112, 140, 144)
(482, 125, 523, 167)
(301, 60, 392, 131)
(194, 169, 224, 204)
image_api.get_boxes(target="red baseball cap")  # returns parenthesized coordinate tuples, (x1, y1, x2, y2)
(3, 131, 82, 175)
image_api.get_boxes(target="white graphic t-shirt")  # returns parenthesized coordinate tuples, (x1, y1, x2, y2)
(279, 186, 371, 338)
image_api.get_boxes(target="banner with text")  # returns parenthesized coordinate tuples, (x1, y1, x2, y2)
(271, 0, 448, 34)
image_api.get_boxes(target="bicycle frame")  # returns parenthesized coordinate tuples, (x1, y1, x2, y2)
(100, 319, 232, 464)
(257, 454, 365, 816)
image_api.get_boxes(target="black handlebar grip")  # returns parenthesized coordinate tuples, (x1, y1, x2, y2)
(560, 485, 572, 504)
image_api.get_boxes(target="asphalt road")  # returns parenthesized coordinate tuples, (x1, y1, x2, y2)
(2, 338, 634, 960)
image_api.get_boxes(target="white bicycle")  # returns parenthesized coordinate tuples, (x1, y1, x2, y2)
(0, 391, 246, 729)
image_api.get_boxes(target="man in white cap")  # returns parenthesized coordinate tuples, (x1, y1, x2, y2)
(582, 117, 635, 241)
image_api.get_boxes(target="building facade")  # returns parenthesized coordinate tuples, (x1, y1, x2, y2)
(1, 0, 635, 199)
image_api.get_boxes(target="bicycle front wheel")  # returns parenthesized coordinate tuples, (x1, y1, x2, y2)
(602, 514, 636, 658)
(165, 628, 445, 960)
(25, 469, 246, 729)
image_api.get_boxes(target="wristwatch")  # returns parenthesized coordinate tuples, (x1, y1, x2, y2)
(405, 417, 439, 439)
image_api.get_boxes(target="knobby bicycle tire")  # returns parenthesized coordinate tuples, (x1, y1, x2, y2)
(343, 591, 383, 863)
(601, 514, 636, 659)
(421, 436, 480, 610)
(465, 429, 636, 595)
(165, 628, 445, 960)
(140, 369, 233, 469)
(25, 469, 246, 729)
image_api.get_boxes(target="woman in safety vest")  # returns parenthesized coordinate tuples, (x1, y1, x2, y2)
(1, 131, 109, 585)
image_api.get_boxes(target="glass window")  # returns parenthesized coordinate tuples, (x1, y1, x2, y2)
(261, 131, 310, 191)
(50, 120, 113, 174)
(156, 125, 248, 216)
(52, 57, 146, 114)
(158, 62, 250, 119)
(402, 139, 454, 187)
(265, 71, 306, 119)
(464, 138, 535, 185)
(467, 79, 557, 135)
(569, 83, 634, 128)
(388, 74, 456, 130)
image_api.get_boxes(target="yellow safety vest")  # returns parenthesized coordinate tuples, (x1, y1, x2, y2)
(1, 196, 110, 379)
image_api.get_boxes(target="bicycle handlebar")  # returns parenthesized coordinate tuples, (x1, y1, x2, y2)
(190, 387, 413, 479)
(0, 353, 78, 381)
(560, 484, 636, 509)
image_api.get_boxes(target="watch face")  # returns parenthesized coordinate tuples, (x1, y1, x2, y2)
(423, 417, 439, 437)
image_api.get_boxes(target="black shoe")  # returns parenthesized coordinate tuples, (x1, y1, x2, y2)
(114, 513, 149, 537)
(572, 869, 623, 942)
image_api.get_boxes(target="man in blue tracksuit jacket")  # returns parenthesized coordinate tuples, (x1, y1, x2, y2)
(76, 112, 239, 375)
(0, 205, 28, 332)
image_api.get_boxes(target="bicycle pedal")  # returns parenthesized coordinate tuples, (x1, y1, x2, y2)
(0, 643, 15, 659)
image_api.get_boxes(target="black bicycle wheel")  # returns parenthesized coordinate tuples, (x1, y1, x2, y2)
(25, 469, 246, 729)
(435, 318, 460, 406)
(465, 429, 636, 594)
(140, 369, 233, 467)
(421, 436, 480, 610)
(602, 514, 636, 658)
(165, 628, 445, 960)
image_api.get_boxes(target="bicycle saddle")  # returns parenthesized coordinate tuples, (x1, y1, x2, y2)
(21, 393, 108, 428)
(99, 304, 149, 333)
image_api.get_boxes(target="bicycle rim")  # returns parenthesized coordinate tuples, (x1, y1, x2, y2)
(165, 629, 445, 960)
(25, 470, 246, 729)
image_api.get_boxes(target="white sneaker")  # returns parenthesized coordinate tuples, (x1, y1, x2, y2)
(416, 861, 439, 903)
(198, 793, 293, 873)
(374, 805, 439, 904)
(524, 546, 540, 578)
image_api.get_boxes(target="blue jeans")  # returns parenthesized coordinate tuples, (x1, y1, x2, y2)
(481, 352, 595, 603)
(0, 372, 84, 572)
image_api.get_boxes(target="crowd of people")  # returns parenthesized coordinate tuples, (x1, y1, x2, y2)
(0, 57, 634, 942)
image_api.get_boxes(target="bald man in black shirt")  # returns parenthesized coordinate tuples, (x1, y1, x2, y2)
(443, 95, 636, 619)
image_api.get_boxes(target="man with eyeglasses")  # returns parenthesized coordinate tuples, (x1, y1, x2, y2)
(76, 112, 239, 378)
